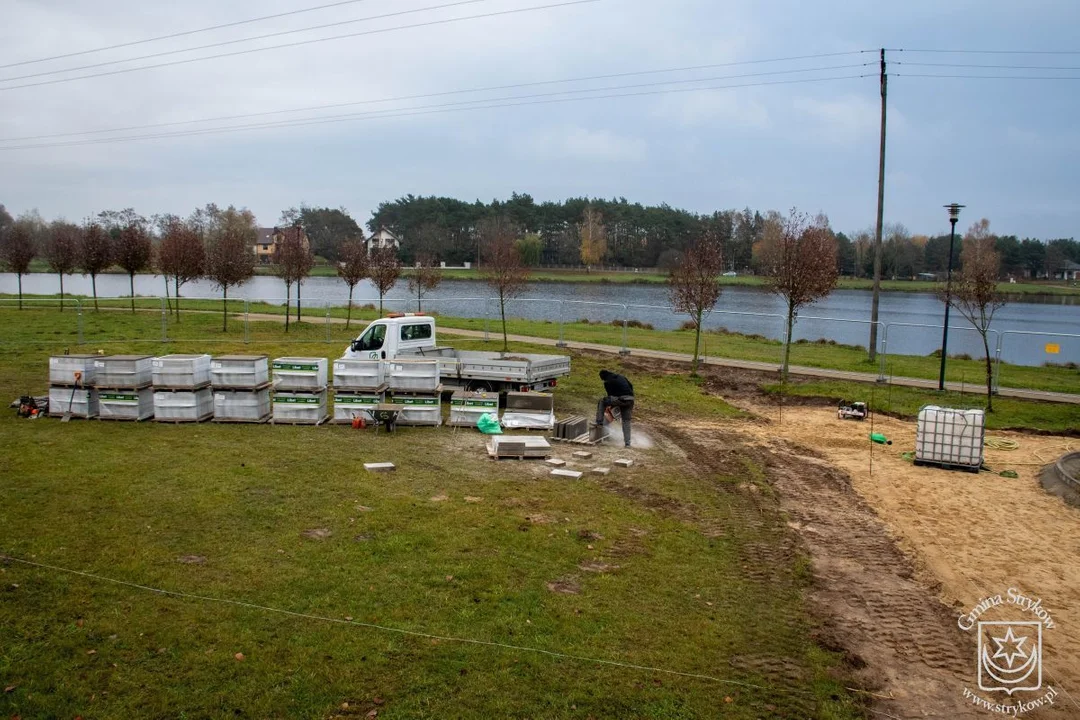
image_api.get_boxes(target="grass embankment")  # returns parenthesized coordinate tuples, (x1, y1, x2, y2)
(765, 380, 1079, 434)
(0, 307, 859, 719)
(5, 293, 1076, 395)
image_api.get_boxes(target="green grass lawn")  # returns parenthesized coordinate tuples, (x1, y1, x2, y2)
(0, 308, 862, 719)
(766, 379, 1079, 434)
(20, 262, 1080, 295)
(3, 293, 1076, 395)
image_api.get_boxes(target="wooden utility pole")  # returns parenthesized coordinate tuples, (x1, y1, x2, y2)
(869, 48, 887, 362)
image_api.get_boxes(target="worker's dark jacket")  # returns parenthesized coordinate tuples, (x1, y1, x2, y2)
(603, 374, 634, 398)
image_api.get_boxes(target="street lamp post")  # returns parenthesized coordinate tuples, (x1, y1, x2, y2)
(938, 203, 965, 391)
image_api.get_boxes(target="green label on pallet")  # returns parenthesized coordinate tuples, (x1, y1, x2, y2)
(273, 362, 319, 372)
(453, 399, 498, 408)
(335, 396, 380, 405)
(274, 395, 322, 404)
(397, 397, 439, 407)
(99, 393, 138, 402)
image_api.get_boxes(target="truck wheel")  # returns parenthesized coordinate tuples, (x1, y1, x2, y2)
(466, 380, 496, 393)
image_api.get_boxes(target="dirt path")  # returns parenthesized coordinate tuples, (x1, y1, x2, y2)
(716, 404, 1080, 716)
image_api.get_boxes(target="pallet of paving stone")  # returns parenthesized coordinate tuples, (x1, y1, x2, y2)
(486, 435, 552, 459)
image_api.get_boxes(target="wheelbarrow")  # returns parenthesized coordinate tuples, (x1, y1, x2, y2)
(371, 403, 405, 433)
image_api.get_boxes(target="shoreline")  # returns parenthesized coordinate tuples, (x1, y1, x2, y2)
(10, 268, 1080, 298)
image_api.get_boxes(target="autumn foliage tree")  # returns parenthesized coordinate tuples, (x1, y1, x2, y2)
(939, 219, 1006, 411)
(668, 233, 724, 375)
(274, 225, 313, 332)
(204, 206, 257, 331)
(408, 254, 443, 312)
(1, 213, 40, 310)
(578, 206, 607, 271)
(479, 215, 529, 351)
(44, 221, 80, 311)
(156, 214, 206, 320)
(79, 220, 112, 311)
(760, 209, 839, 377)
(369, 247, 401, 315)
(337, 236, 368, 329)
(113, 213, 153, 312)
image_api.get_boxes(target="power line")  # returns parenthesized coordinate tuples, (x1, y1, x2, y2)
(0, 53, 874, 142)
(0, 74, 871, 150)
(0, 0, 601, 92)
(0, 0, 385, 70)
(0, 0, 489, 83)
(896, 62, 1080, 70)
(894, 72, 1080, 79)
(886, 48, 1080, 55)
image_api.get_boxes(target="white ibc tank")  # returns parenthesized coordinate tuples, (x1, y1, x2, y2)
(915, 405, 986, 471)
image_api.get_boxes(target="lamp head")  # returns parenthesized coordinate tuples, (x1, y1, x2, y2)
(944, 203, 965, 221)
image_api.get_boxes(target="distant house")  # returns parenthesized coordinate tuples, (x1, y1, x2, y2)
(1051, 259, 1080, 281)
(254, 228, 276, 264)
(367, 227, 400, 255)
(253, 226, 311, 265)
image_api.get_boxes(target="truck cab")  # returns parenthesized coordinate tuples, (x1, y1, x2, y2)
(342, 314, 436, 360)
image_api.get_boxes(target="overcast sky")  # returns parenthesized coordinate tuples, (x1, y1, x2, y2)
(1, 0, 1078, 238)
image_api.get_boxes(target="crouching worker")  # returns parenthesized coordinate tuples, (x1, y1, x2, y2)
(596, 369, 635, 448)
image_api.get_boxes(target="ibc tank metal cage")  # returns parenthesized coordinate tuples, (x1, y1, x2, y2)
(914, 405, 986, 473)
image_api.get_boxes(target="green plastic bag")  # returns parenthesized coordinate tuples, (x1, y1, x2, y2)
(477, 413, 503, 434)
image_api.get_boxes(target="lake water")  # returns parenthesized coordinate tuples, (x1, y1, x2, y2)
(3, 272, 1079, 367)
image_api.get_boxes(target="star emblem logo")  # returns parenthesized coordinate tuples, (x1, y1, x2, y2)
(978, 622, 1042, 694)
(990, 626, 1028, 669)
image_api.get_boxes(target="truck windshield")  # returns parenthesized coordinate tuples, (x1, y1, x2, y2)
(356, 323, 386, 351)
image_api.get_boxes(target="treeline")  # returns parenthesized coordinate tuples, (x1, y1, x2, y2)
(370, 194, 1078, 278)
(369, 193, 762, 269)
(837, 226, 1080, 280)
(0, 204, 262, 321)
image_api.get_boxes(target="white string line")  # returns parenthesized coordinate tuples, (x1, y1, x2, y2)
(0, 553, 804, 697)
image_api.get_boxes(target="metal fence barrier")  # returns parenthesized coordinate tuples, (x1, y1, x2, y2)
(1, 296, 1074, 387)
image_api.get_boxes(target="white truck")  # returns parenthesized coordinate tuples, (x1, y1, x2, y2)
(342, 314, 571, 393)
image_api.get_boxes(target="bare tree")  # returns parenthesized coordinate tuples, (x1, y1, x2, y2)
(337, 235, 368, 329)
(369, 246, 401, 315)
(273, 225, 313, 332)
(578, 206, 607, 272)
(156, 214, 205, 321)
(668, 233, 724, 375)
(79, 220, 112, 311)
(45, 220, 80, 311)
(113, 213, 153, 312)
(0, 213, 40, 310)
(938, 218, 1005, 411)
(760, 209, 839, 377)
(478, 215, 529, 351)
(408, 253, 443, 312)
(205, 206, 257, 331)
